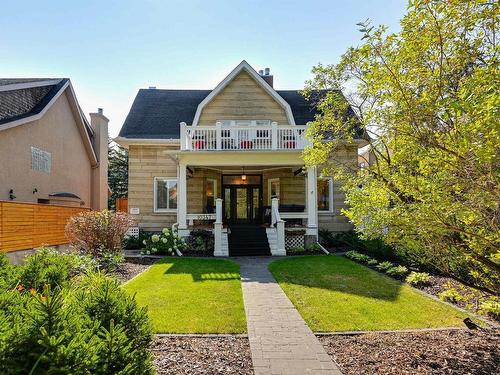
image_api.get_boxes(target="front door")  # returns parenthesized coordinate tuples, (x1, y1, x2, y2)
(223, 185, 262, 224)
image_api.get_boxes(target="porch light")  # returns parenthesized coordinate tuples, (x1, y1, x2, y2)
(241, 167, 247, 181)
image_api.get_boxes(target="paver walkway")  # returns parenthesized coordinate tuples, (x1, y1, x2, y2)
(235, 257, 342, 375)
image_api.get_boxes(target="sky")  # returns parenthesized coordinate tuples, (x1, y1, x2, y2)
(1, 1, 407, 137)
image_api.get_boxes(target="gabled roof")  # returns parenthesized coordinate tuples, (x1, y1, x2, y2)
(118, 88, 364, 140)
(0, 78, 98, 166)
(192, 60, 296, 126)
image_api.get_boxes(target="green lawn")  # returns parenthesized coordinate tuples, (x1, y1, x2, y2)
(269, 256, 470, 332)
(123, 257, 246, 333)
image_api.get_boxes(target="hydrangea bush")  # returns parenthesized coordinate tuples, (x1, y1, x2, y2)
(141, 228, 187, 256)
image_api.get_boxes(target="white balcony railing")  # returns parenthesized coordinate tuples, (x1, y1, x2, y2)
(180, 122, 308, 151)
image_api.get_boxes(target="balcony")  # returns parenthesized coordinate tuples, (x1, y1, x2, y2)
(180, 121, 308, 151)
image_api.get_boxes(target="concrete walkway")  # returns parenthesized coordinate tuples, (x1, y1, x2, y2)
(234, 257, 342, 375)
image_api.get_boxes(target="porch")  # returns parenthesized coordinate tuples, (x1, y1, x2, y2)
(172, 164, 319, 256)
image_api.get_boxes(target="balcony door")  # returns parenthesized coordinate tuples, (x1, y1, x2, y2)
(222, 175, 262, 224)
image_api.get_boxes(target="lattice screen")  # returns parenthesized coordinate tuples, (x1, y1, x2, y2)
(285, 234, 304, 250)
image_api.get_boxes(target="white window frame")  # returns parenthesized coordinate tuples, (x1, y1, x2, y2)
(153, 177, 178, 213)
(267, 178, 280, 204)
(318, 177, 334, 213)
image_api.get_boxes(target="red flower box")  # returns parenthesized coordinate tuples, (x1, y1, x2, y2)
(284, 140, 296, 149)
(240, 140, 254, 149)
(193, 139, 205, 150)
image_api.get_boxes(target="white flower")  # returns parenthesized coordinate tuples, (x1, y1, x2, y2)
(162, 228, 169, 234)
(168, 248, 172, 252)
(142, 240, 147, 245)
(162, 238, 168, 243)
(174, 245, 178, 250)
(151, 234, 160, 243)
(151, 248, 156, 253)
(146, 250, 151, 255)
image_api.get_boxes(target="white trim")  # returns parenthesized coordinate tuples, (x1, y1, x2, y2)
(0, 80, 99, 167)
(192, 60, 296, 126)
(0, 79, 62, 92)
(114, 136, 180, 149)
(153, 177, 178, 213)
(317, 177, 334, 213)
(267, 177, 280, 204)
(0, 80, 69, 132)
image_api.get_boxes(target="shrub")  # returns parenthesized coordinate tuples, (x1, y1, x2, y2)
(0, 253, 17, 290)
(186, 229, 214, 255)
(376, 261, 394, 271)
(438, 287, 463, 303)
(345, 250, 372, 264)
(478, 298, 500, 319)
(0, 272, 154, 374)
(66, 210, 135, 257)
(386, 265, 408, 278)
(406, 271, 431, 287)
(367, 259, 378, 266)
(124, 230, 151, 250)
(305, 243, 322, 252)
(17, 248, 95, 292)
(142, 228, 187, 256)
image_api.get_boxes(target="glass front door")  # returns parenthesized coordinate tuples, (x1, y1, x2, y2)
(223, 185, 261, 224)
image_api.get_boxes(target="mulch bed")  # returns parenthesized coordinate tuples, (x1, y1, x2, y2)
(319, 329, 500, 375)
(153, 336, 253, 375)
(112, 261, 151, 282)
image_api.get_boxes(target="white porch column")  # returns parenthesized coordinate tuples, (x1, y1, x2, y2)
(306, 166, 318, 237)
(214, 198, 227, 256)
(177, 162, 189, 237)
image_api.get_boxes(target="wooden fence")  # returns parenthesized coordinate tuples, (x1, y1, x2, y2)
(0, 201, 90, 253)
(116, 197, 128, 213)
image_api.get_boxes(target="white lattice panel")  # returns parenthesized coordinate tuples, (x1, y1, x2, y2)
(285, 234, 304, 250)
(126, 227, 140, 238)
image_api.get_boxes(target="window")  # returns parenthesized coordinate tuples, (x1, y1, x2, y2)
(31, 147, 51, 173)
(317, 178, 333, 212)
(154, 177, 177, 212)
(268, 178, 280, 204)
(205, 178, 217, 212)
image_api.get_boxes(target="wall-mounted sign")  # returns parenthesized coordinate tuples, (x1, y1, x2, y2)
(129, 207, 140, 215)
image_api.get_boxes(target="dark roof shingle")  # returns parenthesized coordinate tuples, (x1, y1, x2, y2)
(119, 88, 364, 139)
(0, 79, 68, 126)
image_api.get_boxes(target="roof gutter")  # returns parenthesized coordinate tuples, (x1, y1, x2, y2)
(114, 136, 180, 149)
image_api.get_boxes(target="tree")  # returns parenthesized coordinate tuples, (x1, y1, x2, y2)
(303, 0, 499, 294)
(108, 141, 128, 210)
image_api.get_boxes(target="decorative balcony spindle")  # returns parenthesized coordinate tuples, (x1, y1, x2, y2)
(180, 123, 308, 151)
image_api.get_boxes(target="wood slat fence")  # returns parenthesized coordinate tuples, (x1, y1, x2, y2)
(116, 197, 128, 213)
(0, 201, 90, 253)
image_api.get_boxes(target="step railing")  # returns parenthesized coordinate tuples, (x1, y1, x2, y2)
(180, 122, 308, 151)
(271, 198, 286, 255)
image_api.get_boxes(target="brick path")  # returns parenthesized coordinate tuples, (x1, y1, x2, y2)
(235, 257, 342, 375)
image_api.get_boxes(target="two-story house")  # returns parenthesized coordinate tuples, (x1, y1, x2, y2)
(116, 61, 364, 256)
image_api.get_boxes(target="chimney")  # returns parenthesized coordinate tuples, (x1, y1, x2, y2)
(90, 108, 109, 210)
(259, 67, 273, 87)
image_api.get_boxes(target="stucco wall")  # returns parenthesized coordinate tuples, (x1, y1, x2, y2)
(0, 92, 92, 207)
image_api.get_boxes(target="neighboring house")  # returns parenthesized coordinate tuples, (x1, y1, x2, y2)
(0, 78, 108, 209)
(358, 145, 376, 169)
(116, 61, 365, 256)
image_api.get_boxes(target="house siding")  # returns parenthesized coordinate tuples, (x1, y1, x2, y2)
(197, 70, 289, 125)
(318, 145, 358, 232)
(128, 145, 178, 231)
